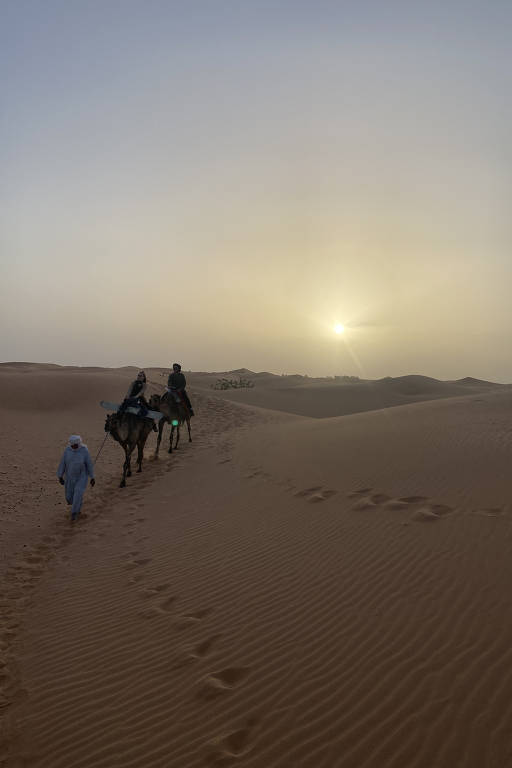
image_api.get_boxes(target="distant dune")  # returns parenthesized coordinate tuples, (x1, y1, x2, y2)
(187, 368, 504, 418)
(1, 361, 503, 419)
(0, 365, 135, 411)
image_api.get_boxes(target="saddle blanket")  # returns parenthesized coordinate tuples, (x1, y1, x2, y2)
(100, 401, 164, 420)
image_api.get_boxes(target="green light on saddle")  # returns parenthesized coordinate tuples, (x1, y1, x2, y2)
(172, 420, 179, 426)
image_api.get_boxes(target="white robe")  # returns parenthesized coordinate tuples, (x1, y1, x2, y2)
(57, 445, 94, 519)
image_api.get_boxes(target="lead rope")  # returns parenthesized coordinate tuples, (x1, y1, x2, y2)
(93, 432, 109, 466)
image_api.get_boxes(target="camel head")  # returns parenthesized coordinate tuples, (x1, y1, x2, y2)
(105, 412, 122, 435)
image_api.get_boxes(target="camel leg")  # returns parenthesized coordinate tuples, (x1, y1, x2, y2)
(136, 439, 144, 472)
(186, 417, 192, 442)
(175, 425, 180, 450)
(121, 446, 131, 487)
(168, 424, 174, 453)
(126, 442, 134, 477)
(155, 419, 164, 456)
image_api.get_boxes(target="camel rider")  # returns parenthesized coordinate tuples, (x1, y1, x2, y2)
(166, 363, 194, 416)
(119, 370, 156, 429)
(119, 371, 147, 415)
(126, 370, 148, 406)
(57, 435, 95, 521)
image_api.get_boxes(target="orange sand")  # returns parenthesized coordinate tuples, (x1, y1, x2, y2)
(1, 363, 512, 767)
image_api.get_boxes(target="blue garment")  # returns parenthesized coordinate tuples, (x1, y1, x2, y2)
(57, 446, 94, 519)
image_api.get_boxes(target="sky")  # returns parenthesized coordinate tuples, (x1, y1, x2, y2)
(2, 0, 511, 380)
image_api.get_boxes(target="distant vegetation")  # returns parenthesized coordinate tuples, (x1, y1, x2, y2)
(212, 376, 255, 390)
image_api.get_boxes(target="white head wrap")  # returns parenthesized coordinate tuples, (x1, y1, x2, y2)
(68, 435, 82, 447)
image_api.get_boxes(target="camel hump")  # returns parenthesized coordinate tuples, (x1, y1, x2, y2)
(99, 401, 163, 420)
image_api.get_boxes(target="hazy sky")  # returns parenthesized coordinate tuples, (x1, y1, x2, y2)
(2, 1, 511, 380)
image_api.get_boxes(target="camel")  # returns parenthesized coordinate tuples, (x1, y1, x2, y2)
(149, 393, 192, 456)
(104, 412, 154, 487)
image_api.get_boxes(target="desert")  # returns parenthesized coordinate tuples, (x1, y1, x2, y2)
(2, 363, 512, 767)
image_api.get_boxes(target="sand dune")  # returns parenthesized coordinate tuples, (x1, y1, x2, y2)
(188, 369, 503, 418)
(2, 364, 512, 767)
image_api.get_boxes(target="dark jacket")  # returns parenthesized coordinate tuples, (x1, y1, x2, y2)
(167, 371, 186, 390)
(127, 379, 145, 398)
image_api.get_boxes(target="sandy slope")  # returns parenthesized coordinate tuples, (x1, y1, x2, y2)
(187, 370, 502, 418)
(0, 365, 140, 577)
(2, 364, 512, 767)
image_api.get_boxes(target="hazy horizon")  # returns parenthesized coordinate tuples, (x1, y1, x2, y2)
(1, 358, 509, 385)
(2, 1, 511, 382)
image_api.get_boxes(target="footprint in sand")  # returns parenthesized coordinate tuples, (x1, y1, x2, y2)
(139, 588, 162, 599)
(370, 493, 391, 504)
(412, 508, 442, 522)
(198, 666, 250, 699)
(383, 499, 410, 512)
(184, 609, 210, 620)
(295, 485, 322, 497)
(173, 608, 210, 631)
(192, 635, 222, 659)
(394, 495, 453, 520)
(352, 498, 378, 511)
(125, 557, 152, 570)
(159, 596, 176, 612)
(174, 634, 223, 669)
(411, 503, 454, 522)
(122, 550, 140, 560)
(351, 491, 407, 511)
(204, 719, 257, 765)
(295, 487, 338, 503)
(138, 596, 177, 619)
(245, 469, 263, 479)
(139, 582, 170, 594)
(347, 487, 373, 498)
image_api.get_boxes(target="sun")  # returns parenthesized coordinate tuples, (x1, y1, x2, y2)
(334, 323, 345, 334)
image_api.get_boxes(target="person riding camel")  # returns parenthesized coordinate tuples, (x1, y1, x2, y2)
(119, 370, 157, 429)
(119, 370, 148, 413)
(166, 363, 194, 416)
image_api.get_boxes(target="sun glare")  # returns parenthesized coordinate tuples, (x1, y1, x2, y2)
(334, 324, 345, 335)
